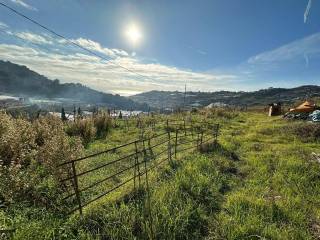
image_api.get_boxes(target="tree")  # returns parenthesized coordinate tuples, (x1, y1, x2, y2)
(73, 105, 76, 122)
(61, 108, 67, 121)
(77, 107, 82, 118)
(119, 111, 123, 119)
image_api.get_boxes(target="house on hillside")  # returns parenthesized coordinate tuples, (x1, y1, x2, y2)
(206, 102, 228, 108)
(0, 96, 22, 109)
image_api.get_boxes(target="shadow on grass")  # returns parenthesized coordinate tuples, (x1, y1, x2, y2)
(120, 187, 147, 205)
(201, 141, 240, 161)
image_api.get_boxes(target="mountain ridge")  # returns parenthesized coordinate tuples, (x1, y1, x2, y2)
(0, 60, 148, 110)
(131, 85, 320, 109)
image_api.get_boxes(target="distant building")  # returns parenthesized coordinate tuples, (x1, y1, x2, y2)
(206, 102, 228, 108)
(190, 102, 202, 107)
(0, 96, 22, 109)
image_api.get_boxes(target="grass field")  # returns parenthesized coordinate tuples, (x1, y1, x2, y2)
(1, 110, 320, 239)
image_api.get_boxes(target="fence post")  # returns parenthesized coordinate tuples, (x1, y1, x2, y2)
(191, 121, 194, 139)
(200, 129, 203, 150)
(71, 161, 82, 215)
(134, 141, 141, 188)
(174, 128, 178, 158)
(196, 131, 200, 150)
(184, 119, 186, 136)
(167, 130, 172, 164)
(142, 140, 155, 239)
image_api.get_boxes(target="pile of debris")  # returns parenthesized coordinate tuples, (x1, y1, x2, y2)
(283, 100, 320, 122)
(310, 110, 320, 122)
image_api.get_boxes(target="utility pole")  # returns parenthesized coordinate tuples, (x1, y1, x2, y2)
(183, 83, 186, 111)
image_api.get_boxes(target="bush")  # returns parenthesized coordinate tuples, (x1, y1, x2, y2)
(93, 113, 112, 138)
(0, 113, 83, 209)
(66, 119, 96, 146)
(66, 114, 112, 144)
(205, 108, 239, 119)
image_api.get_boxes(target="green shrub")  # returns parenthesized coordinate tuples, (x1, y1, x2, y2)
(93, 113, 112, 138)
(66, 119, 96, 146)
(205, 108, 239, 120)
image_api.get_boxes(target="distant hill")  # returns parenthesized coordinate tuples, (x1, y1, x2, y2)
(131, 86, 320, 109)
(0, 60, 148, 110)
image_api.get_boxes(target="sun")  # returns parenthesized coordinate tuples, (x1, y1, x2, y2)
(125, 23, 142, 46)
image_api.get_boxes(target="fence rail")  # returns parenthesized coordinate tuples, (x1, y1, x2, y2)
(58, 121, 220, 215)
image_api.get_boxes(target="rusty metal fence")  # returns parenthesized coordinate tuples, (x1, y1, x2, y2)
(57, 120, 220, 215)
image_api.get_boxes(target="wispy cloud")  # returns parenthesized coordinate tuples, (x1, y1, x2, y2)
(206, 31, 320, 90)
(304, 0, 312, 23)
(247, 32, 320, 65)
(186, 45, 208, 56)
(0, 29, 235, 95)
(0, 21, 9, 29)
(15, 32, 53, 45)
(197, 50, 207, 55)
(61, 38, 129, 58)
(9, 0, 37, 11)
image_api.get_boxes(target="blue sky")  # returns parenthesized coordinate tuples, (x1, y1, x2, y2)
(0, 0, 319, 95)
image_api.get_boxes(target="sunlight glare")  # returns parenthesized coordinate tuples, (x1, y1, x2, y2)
(125, 23, 142, 46)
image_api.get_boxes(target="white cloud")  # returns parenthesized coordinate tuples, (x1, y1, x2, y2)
(204, 31, 320, 91)
(0, 21, 9, 29)
(247, 32, 320, 64)
(9, 0, 38, 11)
(304, 0, 312, 23)
(68, 38, 129, 58)
(15, 32, 53, 45)
(0, 38, 236, 95)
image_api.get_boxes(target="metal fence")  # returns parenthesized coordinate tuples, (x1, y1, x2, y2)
(57, 121, 220, 215)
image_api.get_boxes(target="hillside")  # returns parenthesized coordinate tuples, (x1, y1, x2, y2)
(0, 60, 148, 110)
(131, 86, 320, 109)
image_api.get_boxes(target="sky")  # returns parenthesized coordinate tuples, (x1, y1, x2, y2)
(0, 0, 320, 96)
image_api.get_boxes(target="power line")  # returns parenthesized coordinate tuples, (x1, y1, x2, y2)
(0, 1, 153, 82)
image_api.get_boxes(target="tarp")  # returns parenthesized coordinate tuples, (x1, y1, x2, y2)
(310, 110, 320, 122)
(289, 100, 316, 113)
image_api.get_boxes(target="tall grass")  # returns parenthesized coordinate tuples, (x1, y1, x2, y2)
(1, 110, 320, 239)
(66, 118, 96, 146)
(66, 113, 112, 146)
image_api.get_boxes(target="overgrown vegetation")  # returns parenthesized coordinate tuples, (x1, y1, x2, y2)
(0, 113, 83, 209)
(1, 109, 320, 239)
(282, 122, 320, 142)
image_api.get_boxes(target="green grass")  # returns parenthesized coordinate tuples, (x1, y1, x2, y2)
(1, 110, 320, 239)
